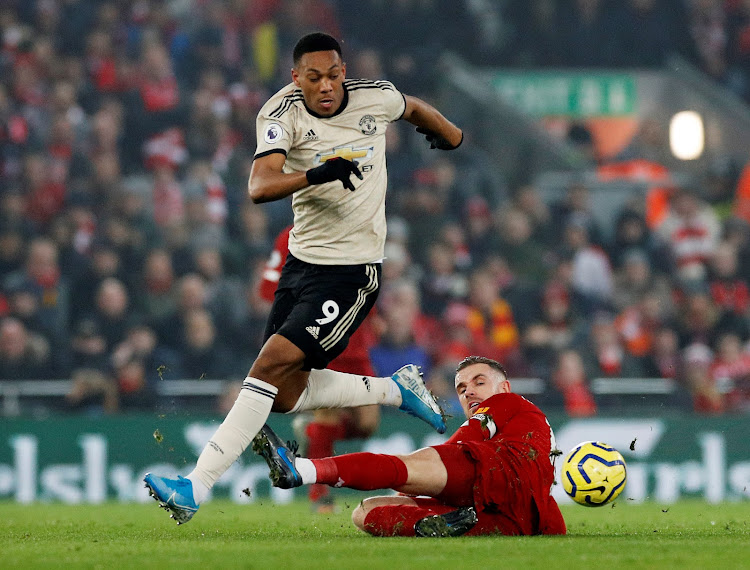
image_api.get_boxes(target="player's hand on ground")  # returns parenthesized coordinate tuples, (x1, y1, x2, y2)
(416, 127, 463, 150)
(306, 157, 363, 191)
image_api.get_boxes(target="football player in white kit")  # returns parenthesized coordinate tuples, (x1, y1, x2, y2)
(145, 32, 463, 524)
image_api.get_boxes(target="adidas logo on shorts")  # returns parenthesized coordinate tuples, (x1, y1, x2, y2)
(306, 325, 320, 339)
(302, 129, 319, 141)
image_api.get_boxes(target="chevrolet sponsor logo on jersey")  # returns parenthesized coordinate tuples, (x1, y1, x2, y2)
(315, 144, 374, 166)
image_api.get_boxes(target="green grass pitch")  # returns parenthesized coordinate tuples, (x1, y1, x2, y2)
(2, 500, 749, 569)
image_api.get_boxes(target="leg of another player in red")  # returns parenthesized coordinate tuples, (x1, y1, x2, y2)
(305, 406, 380, 508)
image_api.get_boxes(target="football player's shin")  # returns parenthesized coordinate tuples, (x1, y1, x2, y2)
(188, 377, 278, 496)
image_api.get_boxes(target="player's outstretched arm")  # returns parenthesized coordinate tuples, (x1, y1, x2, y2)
(401, 95, 463, 150)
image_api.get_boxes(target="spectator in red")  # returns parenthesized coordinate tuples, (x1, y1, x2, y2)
(111, 349, 155, 411)
(23, 153, 66, 227)
(674, 286, 748, 348)
(85, 30, 121, 93)
(708, 241, 750, 315)
(521, 280, 587, 379)
(583, 312, 646, 379)
(123, 42, 188, 170)
(683, 342, 723, 414)
(438, 221, 472, 272)
(710, 331, 750, 412)
(656, 186, 721, 282)
(450, 269, 525, 373)
(616, 291, 671, 360)
(551, 349, 597, 417)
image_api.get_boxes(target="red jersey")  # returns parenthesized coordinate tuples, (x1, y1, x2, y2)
(445, 392, 565, 535)
(259, 226, 376, 375)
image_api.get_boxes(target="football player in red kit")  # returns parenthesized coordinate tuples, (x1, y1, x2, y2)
(254, 355, 566, 537)
(260, 226, 381, 510)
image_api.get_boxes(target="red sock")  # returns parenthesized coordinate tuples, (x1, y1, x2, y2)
(305, 422, 347, 459)
(312, 453, 408, 490)
(306, 422, 347, 502)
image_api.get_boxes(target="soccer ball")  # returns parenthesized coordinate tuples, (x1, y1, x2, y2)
(561, 441, 627, 507)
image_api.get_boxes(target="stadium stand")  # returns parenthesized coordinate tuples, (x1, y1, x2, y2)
(2, 0, 750, 418)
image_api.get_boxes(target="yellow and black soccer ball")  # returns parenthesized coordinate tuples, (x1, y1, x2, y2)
(562, 441, 627, 507)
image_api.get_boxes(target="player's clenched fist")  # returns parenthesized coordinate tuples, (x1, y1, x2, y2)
(306, 157, 363, 191)
(416, 127, 463, 150)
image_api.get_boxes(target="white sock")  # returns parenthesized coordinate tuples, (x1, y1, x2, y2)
(188, 377, 278, 502)
(289, 368, 402, 413)
(295, 457, 317, 485)
(185, 472, 210, 504)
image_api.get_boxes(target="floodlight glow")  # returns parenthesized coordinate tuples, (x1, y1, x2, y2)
(669, 111, 704, 160)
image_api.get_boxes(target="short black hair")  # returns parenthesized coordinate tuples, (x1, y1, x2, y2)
(293, 32, 342, 65)
(456, 356, 508, 380)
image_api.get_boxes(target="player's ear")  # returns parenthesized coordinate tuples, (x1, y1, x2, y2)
(291, 67, 300, 87)
(340, 62, 346, 79)
(499, 379, 511, 394)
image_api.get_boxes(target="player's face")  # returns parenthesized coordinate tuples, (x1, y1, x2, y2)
(454, 363, 510, 419)
(292, 50, 346, 117)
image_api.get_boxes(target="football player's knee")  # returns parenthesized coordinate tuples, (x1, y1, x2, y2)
(351, 503, 368, 530)
(250, 352, 304, 384)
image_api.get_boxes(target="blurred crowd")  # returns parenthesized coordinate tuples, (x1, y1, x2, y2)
(2, 0, 750, 418)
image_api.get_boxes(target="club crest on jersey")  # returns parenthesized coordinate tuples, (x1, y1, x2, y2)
(264, 122, 283, 144)
(315, 144, 374, 166)
(359, 114, 376, 135)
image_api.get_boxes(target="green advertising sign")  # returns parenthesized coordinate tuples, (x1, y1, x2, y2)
(1, 412, 748, 505)
(492, 72, 637, 117)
